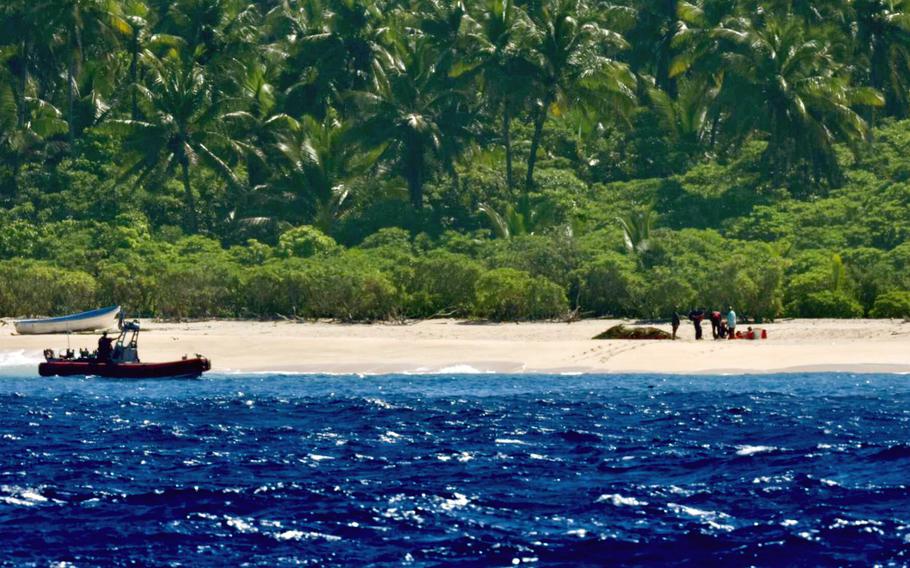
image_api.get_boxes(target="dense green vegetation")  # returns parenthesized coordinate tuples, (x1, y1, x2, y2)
(1, 0, 910, 321)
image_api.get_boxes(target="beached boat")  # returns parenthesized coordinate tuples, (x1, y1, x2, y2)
(14, 306, 121, 335)
(38, 356, 211, 379)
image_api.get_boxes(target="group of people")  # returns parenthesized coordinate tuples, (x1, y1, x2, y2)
(671, 308, 737, 340)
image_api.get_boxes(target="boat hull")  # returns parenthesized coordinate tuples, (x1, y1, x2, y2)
(15, 306, 121, 335)
(39, 357, 211, 379)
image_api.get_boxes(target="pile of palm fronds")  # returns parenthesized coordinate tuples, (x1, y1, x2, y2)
(593, 325, 671, 340)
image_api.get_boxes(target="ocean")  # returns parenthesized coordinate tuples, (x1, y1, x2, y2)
(0, 366, 908, 566)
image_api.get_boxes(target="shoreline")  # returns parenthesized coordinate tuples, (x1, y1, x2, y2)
(1, 318, 909, 375)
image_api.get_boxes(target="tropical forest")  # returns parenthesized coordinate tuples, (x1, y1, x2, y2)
(1, 0, 910, 322)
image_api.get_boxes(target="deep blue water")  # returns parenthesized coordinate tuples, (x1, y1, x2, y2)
(1, 371, 909, 566)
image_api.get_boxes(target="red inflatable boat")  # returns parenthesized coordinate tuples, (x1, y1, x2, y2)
(39, 318, 211, 378)
(39, 356, 211, 379)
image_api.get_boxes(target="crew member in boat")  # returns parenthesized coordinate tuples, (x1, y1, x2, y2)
(97, 332, 114, 362)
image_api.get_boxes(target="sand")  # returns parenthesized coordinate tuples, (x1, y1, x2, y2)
(2, 318, 909, 375)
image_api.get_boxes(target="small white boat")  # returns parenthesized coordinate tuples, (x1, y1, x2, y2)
(14, 306, 121, 335)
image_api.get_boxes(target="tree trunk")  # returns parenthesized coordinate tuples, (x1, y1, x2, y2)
(130, 31, 139, 120)
(17, 41, 29, 128)
(67, 56, 76, 146)
(524, 95, 551, 192)
(180, 158, 199, 233)
(406, 141, 424, 209)
(503, 103, 513, 192)
(658, 0, 678, 97)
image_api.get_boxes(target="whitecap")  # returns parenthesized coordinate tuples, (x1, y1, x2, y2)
(434, 364, 492, 374)
(668, 503, 734, 531)
(781, 519, 798, 527)
(275, 530, 341, 542)
(0, 486, 48, 507)
(440, 493, 470, 511)
(829, 518, 884, 534)
(596, 494, 647, 507)
(735, 445, 777, 456)
(308, 454, 334, 461)
(0, 350, 44, 370)
(495, 438, 529, 445)
(379, 431, 402, 444)
(567, 528, 587, 537)
(225, 516, 257, 534)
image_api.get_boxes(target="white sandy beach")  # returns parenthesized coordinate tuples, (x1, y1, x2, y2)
(1, 318, 909, 374)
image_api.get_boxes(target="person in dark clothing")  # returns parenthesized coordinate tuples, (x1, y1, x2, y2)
(97, 331, 114, 362)
(709, 310, 723, 339)
(688, 308, 706, 340)
(671, 311, 681, 340)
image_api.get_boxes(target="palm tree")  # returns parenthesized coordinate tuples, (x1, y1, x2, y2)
(463, 0, 537, 192)
(850, 0, 910, 118)
(272, 113, 373, 232)
(47, 0, 132, 144)
(523, 0, 636, 191)
(275, 0, 397, 119)
(646, 77, 716, 160)
(221, 59, 296, 190)
(108, 54, 241, 232)
(708, 16, 883, 185)
(617, 207, 656, 256)
(350, 36, 476, 209)
(0, 28, 68, 198)
(478, 192, 558, 238)
(626, 0, 679, 95)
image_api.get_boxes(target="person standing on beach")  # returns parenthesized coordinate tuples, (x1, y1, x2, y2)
(709, 310, 722, 339)
(727, 307, 737, 338)
(688, 308, 705, 340)
(672, 311, 681, 340)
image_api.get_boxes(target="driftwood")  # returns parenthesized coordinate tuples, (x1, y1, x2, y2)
(593, 324, 672, 340)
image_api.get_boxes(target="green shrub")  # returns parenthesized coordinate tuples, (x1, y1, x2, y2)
(634, 266, 696, 319)
(0, 261, 97, 316)
(277, 226, 338, 258)
(870, 291, 910, 318)
(474, 268, 568, 321)
(790, 290, 864, 318)
(229, 239, 274, 266)
(240, 264, 289, 317)
(96, 261, 159, 316)
(701, 248, 785, 321)
(485, 235, 578, 287)
(406, 252, 483, 317)
(359, 227, 413, 251)
(572, 253, 640, 316)
(0, 220, 39, 259)
(155, 261, 241, 319)
(295, 258, 401, 321)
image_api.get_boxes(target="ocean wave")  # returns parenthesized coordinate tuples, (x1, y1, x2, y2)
(596, 494, 647, 507)
(735, 445, 778, 456)
(0, 350, 44, 370)
(1, 372, 908, 564)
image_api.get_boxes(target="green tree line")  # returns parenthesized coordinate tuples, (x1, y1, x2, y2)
(1, 0, 909, 320)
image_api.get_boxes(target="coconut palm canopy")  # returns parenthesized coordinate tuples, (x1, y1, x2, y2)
(1, 0, 910, 322)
